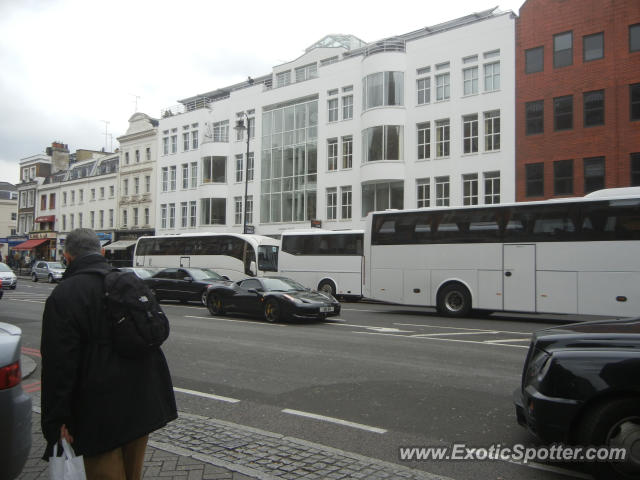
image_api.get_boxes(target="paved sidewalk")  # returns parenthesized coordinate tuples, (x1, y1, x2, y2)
(19, 388, 449, 480)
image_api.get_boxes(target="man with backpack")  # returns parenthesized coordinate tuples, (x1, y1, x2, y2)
(40, 228, 177, 479)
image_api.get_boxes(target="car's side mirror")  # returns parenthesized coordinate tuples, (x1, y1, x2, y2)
(222, 275, 230, 281)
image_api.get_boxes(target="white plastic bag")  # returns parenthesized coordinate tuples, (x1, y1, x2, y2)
(48, 438, 87, 480)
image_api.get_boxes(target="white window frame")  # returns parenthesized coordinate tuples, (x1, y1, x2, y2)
(417, 178, 430, 208)
(326, 188, 337, 220)
(435, 176, 450, 206)
(328, 98, 339, 122)
(435, 119, 450, 158)
(484, 110, 501, 151)
(484, 62, 500, 92)
(463, 66, 478, 95)
(435, 73, 450, 101)
(463, 173, 479, 205)
(327, 138, 338, 171)
(417, 77, 431, 105)
(484, 171, 501, 204)
(342, 136, 353, 169)
(340, 186, 352, 220)
(463, 114, 479, 154)
(342, 95, 353, 120)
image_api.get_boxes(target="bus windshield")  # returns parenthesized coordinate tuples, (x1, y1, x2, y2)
(258, 245, 278, 272)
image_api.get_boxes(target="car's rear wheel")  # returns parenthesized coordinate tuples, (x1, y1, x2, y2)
(32, 273, 38, 282)
(200, 290, 209, 306)
(436, 283, 471, 317)
(264, 299, 281, 323)
(576, 396, 640, 479)
(207, 293, 225, 315)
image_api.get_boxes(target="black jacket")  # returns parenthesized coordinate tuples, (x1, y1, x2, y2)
(40, 254, 177, 459)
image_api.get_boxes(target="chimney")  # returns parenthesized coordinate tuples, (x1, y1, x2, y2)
(50, 141, 70, 174)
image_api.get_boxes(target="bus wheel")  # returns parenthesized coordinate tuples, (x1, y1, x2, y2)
(318, 280, 336, 298)
(437, 283, 471, 317)
(264, 299, 281, 323)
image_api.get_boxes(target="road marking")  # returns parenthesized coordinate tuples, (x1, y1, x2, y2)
(185, 315, 286, 327)
(341, 308, 382, 313)
(354, 331, 529, 348)
(282, 408, 387, 434)
(505, 459, 593, 479)
(173, 387, 240, 404)
(412, 331, 499, 337)
(162, 304, 209, 310)
(5, 299, 46, 304)
(484, 338, 531, 343)
(22, 346, 41, 357)
(367, 327, 413, 333)
(23, 380, 41, 393)
(395, 323, 534, 336)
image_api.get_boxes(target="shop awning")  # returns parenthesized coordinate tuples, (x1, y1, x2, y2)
(104, 240, 137, 251)
(13, 238, 49, 250)
(100, 240, 111, 247)
(35, 215, 55, 223)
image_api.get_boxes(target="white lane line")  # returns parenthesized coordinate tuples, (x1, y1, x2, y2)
(282, 408, 387, 434)
(412, 331, 499, 337)
(341, 308, 382, 313)
(484, 338, 531, 343)
(5, 299, 46, 304)
(395, 323, 534, 336)
(353, 331, 529, 348)
(162, 304, 210, 310)
(173, 387, 240, 404)
(185, 315, 286, 327)
(505, 459, 593, 479)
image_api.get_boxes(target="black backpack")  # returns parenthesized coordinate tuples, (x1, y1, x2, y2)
(89, 269, 170, 357)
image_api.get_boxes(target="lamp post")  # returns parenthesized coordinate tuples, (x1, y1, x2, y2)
(234, 114, 251, 234)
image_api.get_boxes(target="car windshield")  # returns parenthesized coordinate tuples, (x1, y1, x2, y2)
(0, 263, 12, 272)
(261, 277, 306, 292)
(188, 269, 222, 281)
(47, 263, 65, 269)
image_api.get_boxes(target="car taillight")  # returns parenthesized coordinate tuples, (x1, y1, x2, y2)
(0, 360, 21, 390)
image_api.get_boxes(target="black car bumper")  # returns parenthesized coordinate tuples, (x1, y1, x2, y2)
(289, 302, 341, 319)
(513, 386, 580, 443)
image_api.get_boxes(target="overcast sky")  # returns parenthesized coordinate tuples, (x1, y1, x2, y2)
(0, 0, 524, 184)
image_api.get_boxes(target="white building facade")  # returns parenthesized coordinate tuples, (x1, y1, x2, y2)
(156, 9, 516, 237)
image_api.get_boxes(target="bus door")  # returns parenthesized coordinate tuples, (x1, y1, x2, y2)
(503, 244, 536, 312)
(180, 256, 191, 268)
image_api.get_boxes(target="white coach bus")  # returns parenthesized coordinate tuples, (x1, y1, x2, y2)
(279, 229, 364, 298)
(133, 233, 279, 280)
(363, 188, 640, 317)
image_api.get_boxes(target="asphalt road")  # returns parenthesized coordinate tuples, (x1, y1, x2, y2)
(4, 280, 603, 480)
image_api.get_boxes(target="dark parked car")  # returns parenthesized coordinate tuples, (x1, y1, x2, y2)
(145, 267, 226, 305)
(0, 322, 32, 480)
(514, 317, 640, 479)
(206, 276, 341, 322)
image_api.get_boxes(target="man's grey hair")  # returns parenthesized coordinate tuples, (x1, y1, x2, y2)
(64, 228, 102, 258)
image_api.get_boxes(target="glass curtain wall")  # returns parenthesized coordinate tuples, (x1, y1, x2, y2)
(261, 99, 318, 223)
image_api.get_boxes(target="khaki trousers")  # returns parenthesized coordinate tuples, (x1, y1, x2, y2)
(83, 435, 148, 480)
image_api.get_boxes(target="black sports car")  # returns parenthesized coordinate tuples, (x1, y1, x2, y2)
(206, 276, 341, 322)
(144, 267, 226, 305)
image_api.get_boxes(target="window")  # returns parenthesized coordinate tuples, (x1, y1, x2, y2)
(526, 100, 544, 135)
(554, 31, 573, 68)
(183, 132, 190, 151)
(99, 210, 104, 229)
(435, 119, 450, 158)
(160, 204, 167, 228)
(417, 77, 430, 105)
(134, 177, 140, 194)
(63, 191, 67, 205)
(100, 187, 105, 199)
(109, 186, 114, 197)
(525, 46, 544, 73)
(202, 156, 227, 183)
(295, 63, 317, 82)
(50, 193, 55, 209)
(171, 135, 177, 154)
(125, 152, 130, 164)
(40, 194, 46, 210)
(162, 137, 169, 155)
(463, 174, 478, 205)
(629, 23, 640, 52)
(145, 176, 151, 193)
(201, 198, 226, 225)
(463, 67, 478, 95)
(628, 152, 640, 185)
(90, 188, 96, 201)
(584, 157, 605, 193)
(71, 190, 75, 204)
(79, 189, 83, 203)
(246, 196, 253, 224)
(484, 110, 500, 151)
(276, 70, 291, 88)
(247, 117, 255, 139)
(70, 214, 74, 230)
(463, 114, 478, 154)
(146, 147, 151, 161)
(362, 71, 404, 110)
(484, 172, 500, 204)
(247, 153, 254, 181)
(170, 166, 176, 191)
(554, 159, 574, 195)
(182, 164, 189, 189)
(435, 73, 450, 101)
(417, 122, 431, 160)
(213, 121, 229, 142)
(328, 98, 339, 122)
(190, 162, 198, 188)
(584, 90, 605, 126)
(121, 210, 127, 228)
(235, 155, 243, 182)
(484, 62, 500, 92)
(234, 197, 243, 224)
(123, 179, 129, 195)
(361, 182, 404, 216)
(189, 201, 197, 227)
(583, 32, 604, 61)
(417, 178, 430, 208)
(554, 95, 573, 130)
(526, 163, 544, 197)
(109, 209, 114, 227)
(133, 207, 138, 226)
(342, 136, 353, 169)
(161, 167, 168, 192)
(326, 188, 337, 220)
(192, 130, 199, 149)
(144, 208, 149, 226)
(62, 215, 66, 231)
(631, 83, 640, 121)
(435, 176, 450, 206)
(362, 125, 403, 162)
(341, 186, 352, 219)
(342, 95, 353, 120)
(327, 138, 338, 171)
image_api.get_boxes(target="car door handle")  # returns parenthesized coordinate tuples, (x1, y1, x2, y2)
(505, 271, 512, 277)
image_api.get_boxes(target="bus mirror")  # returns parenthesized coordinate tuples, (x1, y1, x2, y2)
(249, 261, 257, 276)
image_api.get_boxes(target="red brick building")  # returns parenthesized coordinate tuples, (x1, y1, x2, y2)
(516, 0, 640, 201)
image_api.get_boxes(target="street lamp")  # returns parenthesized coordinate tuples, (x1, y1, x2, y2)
(234, 114, 251, 234)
